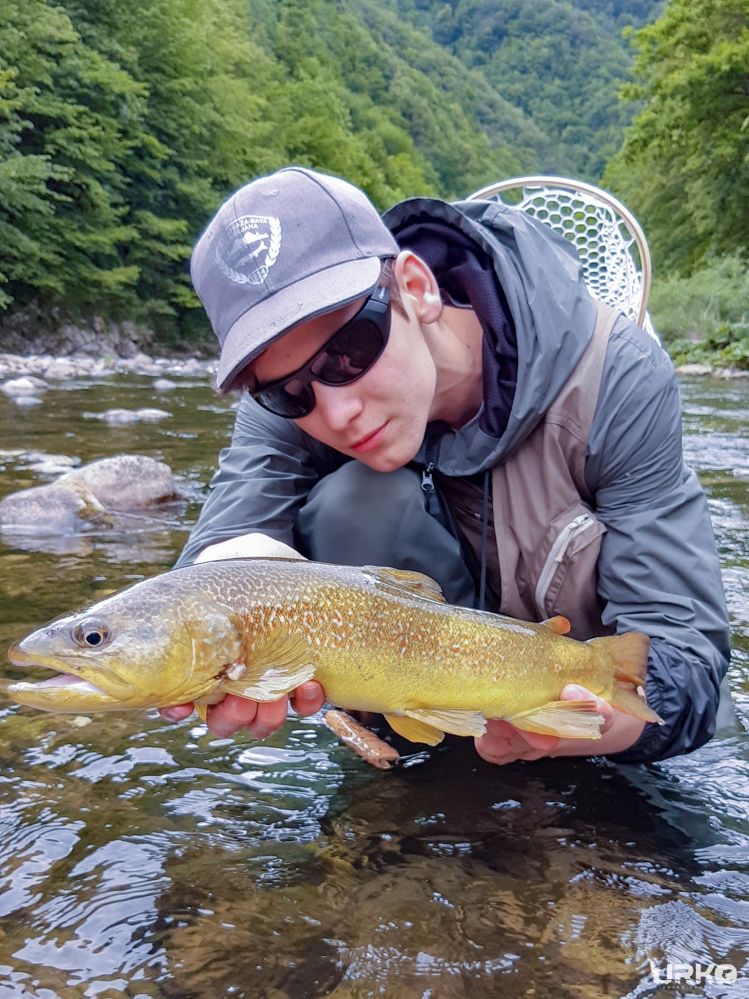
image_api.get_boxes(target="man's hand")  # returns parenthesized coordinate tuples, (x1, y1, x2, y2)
(161, 533, 320, 737)
(194, 532, 306, 563)
(160, 681, 325, 738)
(475, 683, 646, 765)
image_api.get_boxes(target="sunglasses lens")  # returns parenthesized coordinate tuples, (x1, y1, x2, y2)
(255, 380, 315, 419)
(310, 319, 386, 384)
(251, 286, 390, 419)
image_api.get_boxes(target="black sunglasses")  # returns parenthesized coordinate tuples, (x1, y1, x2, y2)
(250, 286, 391, 419)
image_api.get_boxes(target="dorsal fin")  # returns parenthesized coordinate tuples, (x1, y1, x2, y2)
(363, 566, 446, 602)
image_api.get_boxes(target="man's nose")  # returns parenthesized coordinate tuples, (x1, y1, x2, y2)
(312, 382, 363, 431)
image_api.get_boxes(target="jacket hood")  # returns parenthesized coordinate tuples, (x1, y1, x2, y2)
(382, 197, 598, 475)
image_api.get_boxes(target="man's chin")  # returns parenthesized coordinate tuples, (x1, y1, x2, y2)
(357, 443, 421, 474)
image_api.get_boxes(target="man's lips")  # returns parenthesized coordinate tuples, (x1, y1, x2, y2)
(350, 422, 388, 452)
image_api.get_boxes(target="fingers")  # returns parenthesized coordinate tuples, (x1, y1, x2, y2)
(161, 682, 325, 741)
(474, 718, 560, 766)
(290, 681, 325, 717)
(476, 688, 613, 764)
(159, 703, 193, 722)
(244, 696, 290, 741)
(206, 693, 259, 737)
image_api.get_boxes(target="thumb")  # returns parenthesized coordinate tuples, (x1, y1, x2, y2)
(561, 683, 614, 731)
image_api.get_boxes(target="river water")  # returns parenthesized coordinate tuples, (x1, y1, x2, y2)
(0, 372, 747, 998)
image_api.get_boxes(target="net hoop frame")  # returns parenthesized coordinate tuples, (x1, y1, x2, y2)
(467, 175, 654, 333)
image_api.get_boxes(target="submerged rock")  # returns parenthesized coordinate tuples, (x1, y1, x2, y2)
(11, 395, 43, 408)
(1, 375, 48, 397)
(25, 452, 81, 476)
(88, 407, 171, 424)
(0, 482, 105, 535)
(57, 454, 184, 509)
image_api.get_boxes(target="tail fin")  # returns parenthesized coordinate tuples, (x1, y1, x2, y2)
(589, 631, 664, 725)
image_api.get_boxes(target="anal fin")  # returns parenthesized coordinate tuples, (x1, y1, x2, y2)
(507, 699, 605, 739)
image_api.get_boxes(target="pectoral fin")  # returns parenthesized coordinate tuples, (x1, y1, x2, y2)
(384, 712, 444, 746)
(506, 699, 605, 739)
(219, 629, 316, 702)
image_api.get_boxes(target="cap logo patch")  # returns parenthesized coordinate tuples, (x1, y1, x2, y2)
(215, 215, 282, 285)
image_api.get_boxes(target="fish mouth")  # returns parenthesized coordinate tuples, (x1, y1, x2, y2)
(5, 640, 130, 710)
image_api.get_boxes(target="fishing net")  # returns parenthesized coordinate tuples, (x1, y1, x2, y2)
(468, 176, 658, 341)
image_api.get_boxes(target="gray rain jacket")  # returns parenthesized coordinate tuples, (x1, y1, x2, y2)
(177, 196, 731, 764)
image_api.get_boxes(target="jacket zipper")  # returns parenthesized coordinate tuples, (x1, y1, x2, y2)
(421, 438, 442, 515)
(534, 513, 594, 614)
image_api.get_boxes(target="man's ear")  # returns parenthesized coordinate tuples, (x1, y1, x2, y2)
(393, 251, 442, 323)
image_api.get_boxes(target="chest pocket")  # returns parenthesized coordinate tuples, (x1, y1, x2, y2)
(534, 502, 608, 638)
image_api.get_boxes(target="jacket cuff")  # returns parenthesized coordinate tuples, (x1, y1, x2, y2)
(605, 638, 725, 764)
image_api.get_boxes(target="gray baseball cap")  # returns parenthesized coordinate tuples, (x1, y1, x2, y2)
(190, 166, 399, 390)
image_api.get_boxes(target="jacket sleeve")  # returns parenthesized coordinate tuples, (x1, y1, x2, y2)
(585, 320, 731, 763)
(175, 395, 345, 568)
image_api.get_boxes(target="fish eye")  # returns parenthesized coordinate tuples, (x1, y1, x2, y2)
(72, 621, 111, 649)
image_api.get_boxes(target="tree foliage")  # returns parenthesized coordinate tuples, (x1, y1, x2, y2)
(6, 0, 713, 347)
(605, 0, 749, 274)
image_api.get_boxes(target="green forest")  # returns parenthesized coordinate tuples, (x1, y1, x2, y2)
(0, 0, 747, 365)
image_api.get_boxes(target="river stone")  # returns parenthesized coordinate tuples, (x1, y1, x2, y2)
(91, 407, 171, 423)
(42, 358, 81, 380)
(24, 452, 81, 476)
(1, 376, 48, 396)
(57, 454, 183, 508)
(0, 482, 105, 535)
(153, 378, 177, 391)
(135, 408, 171, 421)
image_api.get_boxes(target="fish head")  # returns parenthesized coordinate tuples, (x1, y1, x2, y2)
(4, 580, 243, 713)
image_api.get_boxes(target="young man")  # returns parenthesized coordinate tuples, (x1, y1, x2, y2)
(161, 166, 730, 765)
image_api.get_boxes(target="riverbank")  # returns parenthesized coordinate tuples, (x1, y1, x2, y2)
(0, 309, 216, 362)
(0, 350, 216, 386)
(2, 351, 747, 392)
(674, 362, 749, 379)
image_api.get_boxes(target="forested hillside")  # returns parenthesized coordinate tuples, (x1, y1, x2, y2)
(0, 0, 546, 338)
(392, 0, 660, 177)
(0, 0, 745, 360)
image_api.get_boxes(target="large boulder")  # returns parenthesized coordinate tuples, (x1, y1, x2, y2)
(57, 454, 184, 509)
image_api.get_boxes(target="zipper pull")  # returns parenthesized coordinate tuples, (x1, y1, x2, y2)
(421, 462, 435, 495)
(421, 462, 439, 514)
(421, 429, 444, 515)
